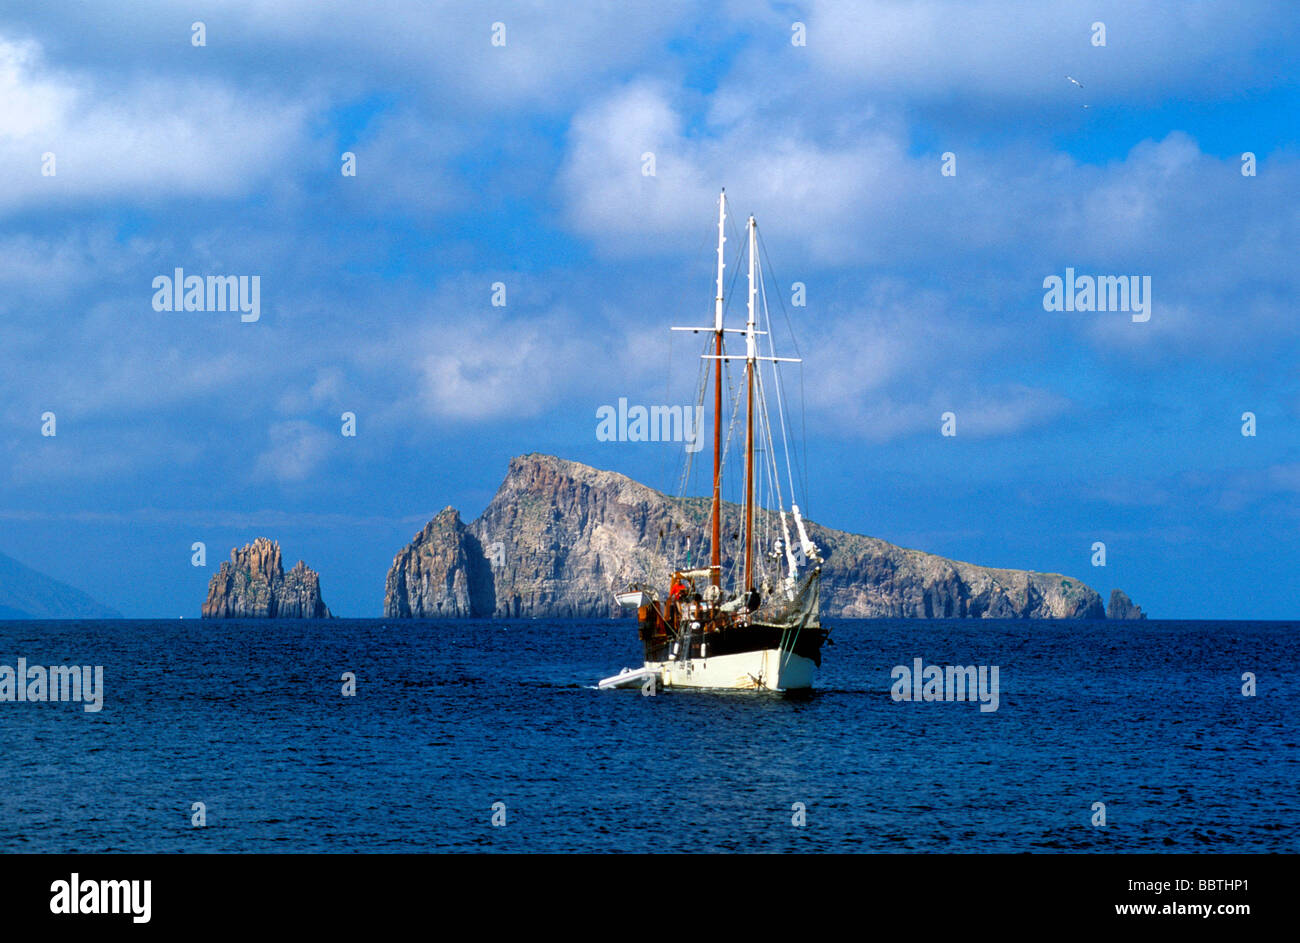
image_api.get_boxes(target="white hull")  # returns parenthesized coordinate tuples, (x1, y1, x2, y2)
(648, 647, 816, 691)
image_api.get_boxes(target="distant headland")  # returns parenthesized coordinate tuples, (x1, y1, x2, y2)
(377, 453, 1145, 621)
(0, 550, 120, 619)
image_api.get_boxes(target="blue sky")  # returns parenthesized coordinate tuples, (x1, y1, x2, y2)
(0, 1, 1297, 618)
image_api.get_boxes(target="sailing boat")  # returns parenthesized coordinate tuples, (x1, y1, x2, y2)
(599, 190, 830, 692)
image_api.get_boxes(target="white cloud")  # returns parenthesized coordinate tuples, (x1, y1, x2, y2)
(0, 2, 698, 112)
(411, 309, 630, 422)
(559, 81, 1300, 371)
(800, 0, 1298, 105)
(559, 81, 910, 264)
(253, 421, 333, 483)
(0, 36, 310, 214)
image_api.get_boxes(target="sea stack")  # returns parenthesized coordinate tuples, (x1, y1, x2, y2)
(383, 507, 494, 617)
(1106, 589, 1147, 620)
(202, 537, 332, 618)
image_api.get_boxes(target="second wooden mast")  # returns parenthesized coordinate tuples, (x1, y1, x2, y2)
(706, 194, 765, 598)
(743, 213, 757, 594)
(710, 190, 726, 590)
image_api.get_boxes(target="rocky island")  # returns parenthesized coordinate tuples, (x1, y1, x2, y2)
(384, 453, 1144, 620)
(1106, 589, 1146, 620)
(202, 537, 332, 618)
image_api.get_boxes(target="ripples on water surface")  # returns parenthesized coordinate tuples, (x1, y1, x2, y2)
(0, 618, 1295, 852)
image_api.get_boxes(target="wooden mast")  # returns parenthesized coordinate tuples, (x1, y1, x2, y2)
(683, 199, 800, 600)
(710, 190, 726, 589)
(743, 214, 756, 593)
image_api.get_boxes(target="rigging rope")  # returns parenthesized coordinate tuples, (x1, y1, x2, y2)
(758, 229, 811, 515)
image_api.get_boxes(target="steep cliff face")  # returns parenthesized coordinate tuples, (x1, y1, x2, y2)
(202, 538, 331, 618)
(1106, 589, 1147, 620)
(384, 454, 1136, 620)
(467, 455, 693, 618)
(383, 508, 494, 617)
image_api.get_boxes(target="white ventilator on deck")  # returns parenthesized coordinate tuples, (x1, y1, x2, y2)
(779, 509, 799, 579)
(792, 504, 820, 563)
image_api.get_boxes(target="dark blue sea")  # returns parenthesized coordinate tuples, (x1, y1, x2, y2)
(0, 618, 1295, 853)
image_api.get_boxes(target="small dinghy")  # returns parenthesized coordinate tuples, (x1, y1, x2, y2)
(614, 589, 651, 609)
(597, 666, 659, 690)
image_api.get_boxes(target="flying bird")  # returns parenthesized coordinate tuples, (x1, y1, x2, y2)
(1066, 75, 1084, 88)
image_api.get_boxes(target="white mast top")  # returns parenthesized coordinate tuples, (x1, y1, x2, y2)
(746, 215, 757, 361)
(694, 204, 799, 357)
(714, 190, 727, 333)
